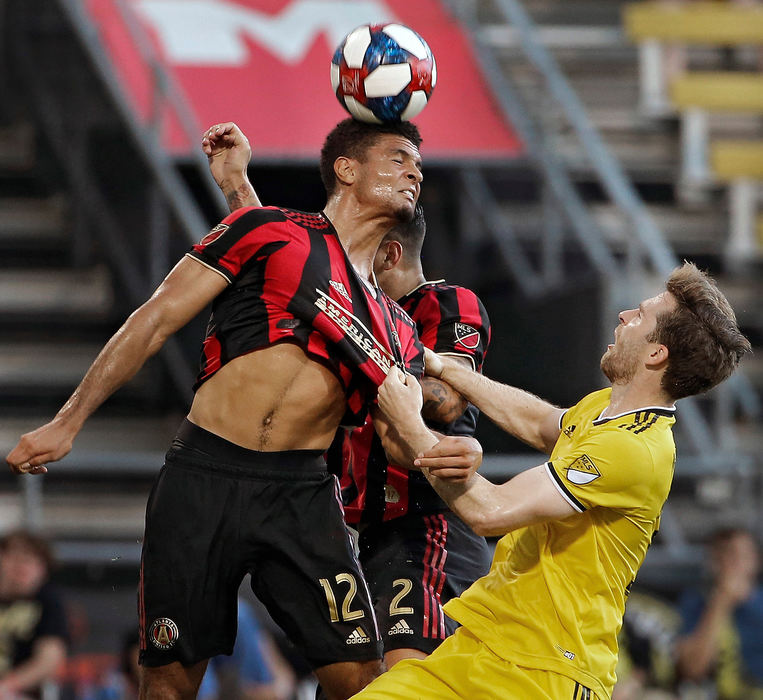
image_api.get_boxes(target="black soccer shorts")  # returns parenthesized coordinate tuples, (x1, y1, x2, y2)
(139, 420, 382, 669)
(357, 510, 492, 654)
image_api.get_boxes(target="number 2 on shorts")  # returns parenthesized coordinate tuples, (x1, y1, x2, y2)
(390, 578, 414, 616)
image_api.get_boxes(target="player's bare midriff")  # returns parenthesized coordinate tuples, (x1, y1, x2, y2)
(187, 341, 347, 452)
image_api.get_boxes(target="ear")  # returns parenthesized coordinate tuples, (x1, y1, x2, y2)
(379, 240, 403, 270)
(645, 343, 669, 369)
(333, 156, 356, 187)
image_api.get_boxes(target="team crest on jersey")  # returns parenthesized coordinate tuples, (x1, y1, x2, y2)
(329, 280, 351, 302)
(454, 323, 480, 349)
(149, 618, 179, 650)
(565, 454, 601, 485)
(199, 223, 229, 246)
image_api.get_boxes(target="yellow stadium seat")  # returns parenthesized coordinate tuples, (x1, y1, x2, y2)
(671, 73, 763, 113)
(711, 140, 763, 181)
(624, 2, 763, 44)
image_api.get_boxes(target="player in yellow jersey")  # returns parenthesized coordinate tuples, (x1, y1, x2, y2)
(353, 262, 751, 700)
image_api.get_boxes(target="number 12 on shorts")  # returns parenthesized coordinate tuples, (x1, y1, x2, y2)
(319, 573, 365, 622)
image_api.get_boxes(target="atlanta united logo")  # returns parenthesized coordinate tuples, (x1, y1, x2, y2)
(454, 323, 480, 349)
(149, 618, 179, 650)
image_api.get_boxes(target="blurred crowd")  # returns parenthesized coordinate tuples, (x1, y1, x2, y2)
(0, 525, 762, 700)
(613, 526, 763, 700)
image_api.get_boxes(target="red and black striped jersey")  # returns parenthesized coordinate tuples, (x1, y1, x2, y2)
(186, 206, 424, 427)
(334, 281, 491, 523)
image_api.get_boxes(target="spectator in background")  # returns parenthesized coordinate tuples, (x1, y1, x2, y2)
(197, 598, 295, 700)
(79, 628, 141, 700)
(0, 530, 68, 699)
(613, 590, 680, 700)
(676, 526, 763, 699)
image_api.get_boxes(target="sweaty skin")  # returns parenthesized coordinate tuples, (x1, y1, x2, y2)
(189, 341, 347, 451)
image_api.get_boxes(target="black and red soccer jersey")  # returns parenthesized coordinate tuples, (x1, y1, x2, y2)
(186, 206, 424, 426)
(336, 281, 491, 523)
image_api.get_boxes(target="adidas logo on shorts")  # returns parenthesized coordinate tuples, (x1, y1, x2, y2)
(346, 626, 371, 645)
(388, 619, 414, 636)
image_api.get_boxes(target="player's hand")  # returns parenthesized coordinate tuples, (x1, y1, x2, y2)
(716, 546, 756, 605)
(5, 419, 75, 475)
(378, 367, 423, 422)
(201, 122, 251, 188)
(414, 436, 482, 481)
(423, 347, 444, 378)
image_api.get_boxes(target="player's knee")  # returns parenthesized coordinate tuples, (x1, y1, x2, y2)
(139, 661, 206, 700)
(315, 658, 384, 700)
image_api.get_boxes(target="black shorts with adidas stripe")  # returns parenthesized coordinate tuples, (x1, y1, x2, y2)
(139, 419, 382, 669)
(356, 510, 491, 654)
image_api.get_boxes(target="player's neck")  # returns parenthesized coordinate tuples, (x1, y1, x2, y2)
(388, 266, 426, 302)
(604, 379, 674, 418)
(322, 202, 395, 282)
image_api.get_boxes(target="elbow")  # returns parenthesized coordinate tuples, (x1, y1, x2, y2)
(423, 397, 468, 425)
(465, 510, 507, 538)
(676, 656, 707, 682)
(421, 378, 468, 425)
(675, 642, 709, 682)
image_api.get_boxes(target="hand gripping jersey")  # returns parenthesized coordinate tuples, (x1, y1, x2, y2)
(187, 207, 424, 426)
(334, 281, 491, 523)
(443, 389, 676, 699)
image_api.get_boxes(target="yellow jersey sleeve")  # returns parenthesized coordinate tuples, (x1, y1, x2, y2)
(546, 431, 657, 516)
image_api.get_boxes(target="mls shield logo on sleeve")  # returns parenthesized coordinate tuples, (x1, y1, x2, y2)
(454, 323, 480, 349)
(565, 454, 601, 485)
(199, 223, 229, 246)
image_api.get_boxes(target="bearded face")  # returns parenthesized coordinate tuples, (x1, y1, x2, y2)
(600, 328, 643, 384)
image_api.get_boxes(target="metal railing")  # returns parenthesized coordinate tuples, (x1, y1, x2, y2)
(447, 0, 760, 435)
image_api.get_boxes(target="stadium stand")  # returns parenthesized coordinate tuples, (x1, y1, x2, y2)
(0, 0, 760, 680)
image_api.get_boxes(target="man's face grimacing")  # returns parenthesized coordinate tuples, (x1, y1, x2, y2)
(353, 134, 422, 222)
(600, 291, 676, 385)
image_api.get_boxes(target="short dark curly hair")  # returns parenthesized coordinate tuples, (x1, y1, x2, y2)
(649, 262, 751, 400)
(382, 204, 427, 262)
(319, 118, 422, 196)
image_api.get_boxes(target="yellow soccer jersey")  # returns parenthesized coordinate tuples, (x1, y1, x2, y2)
(444, 388, 676, 699)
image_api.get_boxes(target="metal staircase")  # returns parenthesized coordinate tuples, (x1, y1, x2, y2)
(445, 0, 763, 584)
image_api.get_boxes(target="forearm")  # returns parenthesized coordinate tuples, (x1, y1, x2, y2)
(2, 638, 66, 692)
(421, 470, 502, 535)
(421, 377, 467, 425)
(377, 409, 439, 468)
(437, 361, 560, 453)
(677, 593, 735, 679)
(222, 176, 260, 212)
(56, 303, 170, 431)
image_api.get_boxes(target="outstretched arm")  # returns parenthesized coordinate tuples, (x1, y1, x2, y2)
(202, 122, 261, 211)
(425, 348, 564, 454)
(414, 444, 575, 537)
(6, 257, 227, 474)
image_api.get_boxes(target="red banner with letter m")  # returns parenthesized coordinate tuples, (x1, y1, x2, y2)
(84, 0, 523, 161)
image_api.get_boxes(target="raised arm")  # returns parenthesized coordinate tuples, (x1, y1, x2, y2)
(202, 122, 261, 211)
(6, 257, 227, 474)
(376, 369, 573, 535)
(415, 446, 575, 537)
(425, 348, 564, 454)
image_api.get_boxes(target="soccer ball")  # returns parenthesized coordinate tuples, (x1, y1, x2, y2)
(330, 23, 437, 123)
